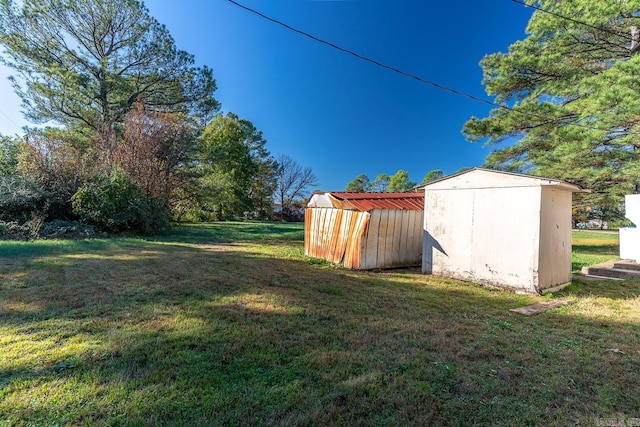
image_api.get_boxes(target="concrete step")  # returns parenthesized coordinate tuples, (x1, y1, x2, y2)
(581, 259, 640, 279)
(613, 260, 640, 271)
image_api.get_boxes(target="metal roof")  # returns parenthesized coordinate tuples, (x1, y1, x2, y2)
(327, 192, 424, 211)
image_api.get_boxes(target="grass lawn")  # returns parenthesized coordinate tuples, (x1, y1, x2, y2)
(571, 229, 621, 273)
(0, 223, 638, 426)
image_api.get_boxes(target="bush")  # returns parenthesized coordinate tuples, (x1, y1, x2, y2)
(72, 171, 170, 234)
(178, 206, 220, 223)
(0, 135, 21, 176)
(0, 175, 51, 222)
(38, 220, 102, 239)
(17, 132, 88, 220)
(0, 220, 30, 240)
(0, 219, 102, 240)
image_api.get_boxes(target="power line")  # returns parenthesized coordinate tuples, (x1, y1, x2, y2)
(225, 0, 637, 135)
(0, 108, 23, 134)
(225, 0, 500, 109)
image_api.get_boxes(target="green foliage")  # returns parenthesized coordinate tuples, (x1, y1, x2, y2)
(0, 219, 101, 240)
(0, 175, 50, 222)
(16, 131, 90, 220)
(345, 174, 371, 192)
(370, 173, 390, 192)
(195, 113, 276, 220)
(388, 169, 416, 192)
(249, 157, 278, 220)
(38, 220, 101, 239)
(71, 170, 169, 234)
(0, 0, 218, 131)
(369, 170, 417, 192)
(0, 134, 21, 176)
(463, 1, 640, 207)
(422, 169, 444, 184)
(346, 171, 421, 192)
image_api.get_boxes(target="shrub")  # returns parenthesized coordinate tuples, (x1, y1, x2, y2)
(72, 171, 170, 234)
(0, 219, 102, 240)
(0, 175, 51, 222)
(17, 132, 90, 220)
(0, 135, 21, 176)
(0, 220, 30, 240)
(38, 220, 102, 239)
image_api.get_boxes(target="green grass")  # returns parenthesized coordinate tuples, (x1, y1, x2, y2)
(571, 229, 620, 273)
(0, 223, 638, 426)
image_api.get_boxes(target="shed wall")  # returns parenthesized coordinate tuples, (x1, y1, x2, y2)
(360, 209, 423, 269)
(538, 187, 573, 290)
(305, 207, 422, 269)
(304, 208, 369, 268)
(423, 186, 542, 293)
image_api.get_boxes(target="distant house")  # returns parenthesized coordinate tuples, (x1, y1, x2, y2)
(420, 168, 584, 294)
(305, 192, 424, 269)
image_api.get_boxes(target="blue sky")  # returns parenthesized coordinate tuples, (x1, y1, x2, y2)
(0, 1, 534, 191)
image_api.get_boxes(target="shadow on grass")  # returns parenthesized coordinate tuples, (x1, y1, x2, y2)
(572, 244, 619, 255)
(155, 221, 305, 245)
(0, 238, 120, 259)
(560, 275, 640, 299)
(0, 234, 639, 425)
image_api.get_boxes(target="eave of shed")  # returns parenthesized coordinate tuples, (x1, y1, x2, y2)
(418, 168, 586, 193)
(308, 192, 424, 211)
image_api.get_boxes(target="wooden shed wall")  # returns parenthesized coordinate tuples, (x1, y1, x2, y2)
(305, 207, 423, 269)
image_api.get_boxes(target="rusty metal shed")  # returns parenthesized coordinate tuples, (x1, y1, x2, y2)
(305, 192, 424, 269)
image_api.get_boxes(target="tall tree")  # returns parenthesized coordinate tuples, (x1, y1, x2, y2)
(370, 173, 390, 192)
(345, 174, 370, 192)
(274, 154, 317, 210)
(0, 0, 218, 134)
(388, 169, 416, 192)
(248, 156, 278, 220)
(197, 113, 275, 219)
(422, 169, 444, 184)
(463, 1, 640, 206)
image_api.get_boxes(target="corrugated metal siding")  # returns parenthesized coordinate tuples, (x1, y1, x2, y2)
(305, 208, 370, 269)
(305, 207, 423, 269)
(359, 209, 423, 269)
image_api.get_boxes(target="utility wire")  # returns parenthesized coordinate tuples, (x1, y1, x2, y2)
(225, 0, 636, 135)
(225, 0, 499, 109)
(0, 108, 23, 134)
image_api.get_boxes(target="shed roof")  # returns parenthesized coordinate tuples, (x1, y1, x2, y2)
(417, 168, 586, 193)
(307, 192, 424, 211)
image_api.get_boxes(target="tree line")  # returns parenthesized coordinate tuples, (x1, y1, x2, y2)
(3, 0, 638, 234)
(0, 0, 316, 237)
(344, 169, 444, 192)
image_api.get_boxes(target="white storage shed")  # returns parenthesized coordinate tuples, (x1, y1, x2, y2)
(421, 168, 583, 294)
(305, 192, 424, 269)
